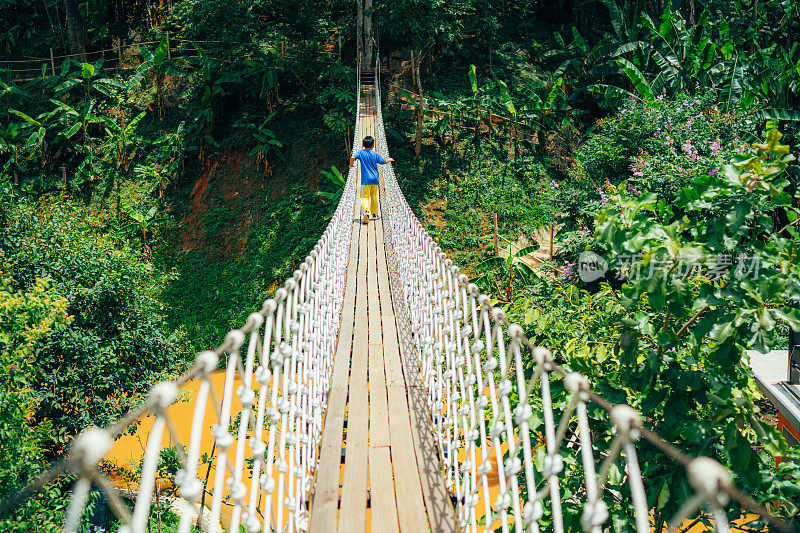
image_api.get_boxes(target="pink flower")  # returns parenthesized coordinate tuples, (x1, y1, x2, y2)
(558, 261, 578, 280)
(709, 139, 721, 157)
(681, 139, 698, 161)
(633, 170, 644, 177)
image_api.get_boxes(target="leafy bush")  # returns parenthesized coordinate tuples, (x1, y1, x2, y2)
(513, 126, 800, 527)
(573, 92, 757, 201)
(0, 265, 70, 532)
(0, 196, 193, 436)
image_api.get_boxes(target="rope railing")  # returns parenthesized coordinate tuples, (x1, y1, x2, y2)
(371, 65, 795, 533)
(1, 44, 796, 533)
(0, 55, 362, 533)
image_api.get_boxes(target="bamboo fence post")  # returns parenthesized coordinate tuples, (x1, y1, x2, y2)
(49, 48, 56, 76)
(549, 222, 554, 260)
(116, 38, 123, 67)
(166, 32, 171, 59)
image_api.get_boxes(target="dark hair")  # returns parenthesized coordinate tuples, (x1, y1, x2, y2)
(362, 136, 375, 149)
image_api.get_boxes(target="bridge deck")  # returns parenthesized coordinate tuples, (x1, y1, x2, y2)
(309, 87, 457, 532)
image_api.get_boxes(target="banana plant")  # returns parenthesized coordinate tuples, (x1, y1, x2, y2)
(232, 112, 283, 173)
(133, 164, 170, 206)
(0, 124, 24, 182)
(6, 109, 47, 172)
(54, 58, 124, 101)
(497, 80, 521, 156)
(101, 110, 147, 171)
(475, 244, 539, 303)
(43, 98, 105, 183)
(315, 165, 346, 219)
(126, 36, 169, 90)
(119, 205, 158, 261)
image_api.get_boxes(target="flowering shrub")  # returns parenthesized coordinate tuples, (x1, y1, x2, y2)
(573, 92, 757, 201)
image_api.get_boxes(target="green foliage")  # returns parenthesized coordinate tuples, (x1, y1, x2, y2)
(474, 244, 538, 303)
(1, 197, 193, 436)
(570, 0, 800, 118)
(163, 183, 329, 348)
(0, 260, 71, 531)
(172, 0, 257, 44)
(573, 92, 756, 202)
(517, 128, 800, 526)
(315, 165, 346, 218)
(314, 63, 356, 153)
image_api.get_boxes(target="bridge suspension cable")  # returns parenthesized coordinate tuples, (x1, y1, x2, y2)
(0, 50, 796, 533)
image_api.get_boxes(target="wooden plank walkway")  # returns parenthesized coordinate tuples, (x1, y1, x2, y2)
(309, 84, 458, 532)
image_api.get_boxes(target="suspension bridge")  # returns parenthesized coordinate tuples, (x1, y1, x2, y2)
(1, 49, 796, 533)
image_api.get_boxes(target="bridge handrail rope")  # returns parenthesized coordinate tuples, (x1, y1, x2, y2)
(1, 42, 796, 533)
(371, 59, 794, 533)
(0, 48, 363, 533)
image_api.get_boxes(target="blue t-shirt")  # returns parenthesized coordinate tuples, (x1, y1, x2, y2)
(354, 148, 387, 185)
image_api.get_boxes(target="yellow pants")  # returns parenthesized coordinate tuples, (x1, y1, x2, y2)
(361, 185, 379, 217)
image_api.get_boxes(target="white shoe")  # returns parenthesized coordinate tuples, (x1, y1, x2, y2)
(371, 213, 381, 220)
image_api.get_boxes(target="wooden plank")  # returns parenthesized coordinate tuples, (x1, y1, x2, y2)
(309, 200, 361, 532)
(377, 217, 458, 532)
(375, 220, 403, 387)
(369, 383, 390, 448)
(311, 84, 372, 531)
(368, 447, 400, 533)
(387, 385, 429, 533)
(368, 223, 390, 448)
(338, 208, 370, 532)
(403, 357, 459, 533)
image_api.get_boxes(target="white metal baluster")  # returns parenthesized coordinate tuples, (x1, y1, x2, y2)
(493, 313, 524, 532)
(243, 305, 276, 533)
(509, 337, 541, 533)
(209, 331, 245, 528)
(262, 292, 287, 532)
(229, 315, 263, 530)
(531, 347, 564, 531)
(131, 382, 179, 531)
(481, 304, 510, 533)
(178, 351, 220, 533)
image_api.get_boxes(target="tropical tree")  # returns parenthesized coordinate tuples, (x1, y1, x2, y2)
(119, 205, 158, 261)
(475, 244, 539, 302)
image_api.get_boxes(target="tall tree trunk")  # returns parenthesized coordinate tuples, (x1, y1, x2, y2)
(156, 70, 164, 119)
(356, 0, 363, 65)
(363, 0, 374, 69)
(412, 50, 423, 156)
(64, 0, 87, 61)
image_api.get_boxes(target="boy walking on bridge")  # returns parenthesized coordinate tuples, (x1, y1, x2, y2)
(350, 135, 394, 224)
